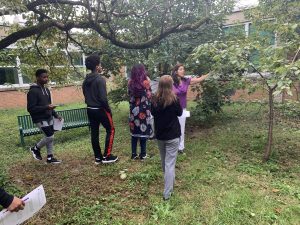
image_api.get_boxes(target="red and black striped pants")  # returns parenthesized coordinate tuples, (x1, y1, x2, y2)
(87, 108, 115, 159)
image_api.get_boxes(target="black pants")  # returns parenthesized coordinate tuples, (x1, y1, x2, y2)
(87, 108, 115, 159)
(131, 136, 147, 157)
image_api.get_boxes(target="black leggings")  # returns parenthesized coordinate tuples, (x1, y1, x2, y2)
(87, 108, 115, 159)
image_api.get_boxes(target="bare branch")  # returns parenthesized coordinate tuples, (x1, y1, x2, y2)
(292, 46, 300, 63)
(67, 34, 89, 54)
(65, 31, 82, 77)
(34, 31, 49, 66)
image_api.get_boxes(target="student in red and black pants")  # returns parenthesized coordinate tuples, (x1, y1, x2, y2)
(82, 54, 118, 164)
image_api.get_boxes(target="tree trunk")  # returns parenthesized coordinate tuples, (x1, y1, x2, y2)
(296, 82, 300, 102)
(263, 87, 275, 162)
(281, 90, 286, 103)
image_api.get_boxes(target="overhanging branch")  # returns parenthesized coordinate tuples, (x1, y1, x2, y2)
(0, 16, 210, 50)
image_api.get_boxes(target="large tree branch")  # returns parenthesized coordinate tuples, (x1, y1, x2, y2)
(0, 20, 90, 49)
(0, 16, 210, 50)
(91, 17, 210, 49)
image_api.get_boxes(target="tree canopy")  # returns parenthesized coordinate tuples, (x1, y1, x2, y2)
(0, 0, 233, 50)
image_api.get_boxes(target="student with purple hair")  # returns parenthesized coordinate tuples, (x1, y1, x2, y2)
(128, 64, 153, 159)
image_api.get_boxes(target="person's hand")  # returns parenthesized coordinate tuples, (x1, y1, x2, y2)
(48, 104, 56, 110)
(7, 197, 25, 212)
(57, 115, 63, 121)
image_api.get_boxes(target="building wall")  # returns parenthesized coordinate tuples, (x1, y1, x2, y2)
(0, 84, 299, 110)
(224, 10, 250, 25)
(0, 85, 84, 109)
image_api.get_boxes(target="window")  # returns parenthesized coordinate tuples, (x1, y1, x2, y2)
(223, 24, 246, 37)
(0, 67, 18, 85)
(249, 23, 275, 45)
(0, 67, 31, 85)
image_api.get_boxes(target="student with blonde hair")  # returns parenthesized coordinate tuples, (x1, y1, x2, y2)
(151, 75, 183, 200)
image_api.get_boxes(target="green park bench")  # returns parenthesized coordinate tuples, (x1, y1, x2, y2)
(17, 108, 89, 147)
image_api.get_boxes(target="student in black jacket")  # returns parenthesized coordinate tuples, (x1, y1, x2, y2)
(82, 55, 118, 164)
(0, 188, 25, 212)
(27, 69, 62, 164)
(151, 75, 183, 200)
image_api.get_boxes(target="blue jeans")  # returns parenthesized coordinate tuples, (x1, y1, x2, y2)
(131, 136, 147, 157)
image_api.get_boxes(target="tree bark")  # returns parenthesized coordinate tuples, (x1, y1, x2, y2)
(263, 87, 275, 162)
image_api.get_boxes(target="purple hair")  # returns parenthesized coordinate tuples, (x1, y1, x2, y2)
(128, 64, 148, 97)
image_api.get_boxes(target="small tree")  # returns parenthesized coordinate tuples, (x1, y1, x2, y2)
(189, 0, 300, 161)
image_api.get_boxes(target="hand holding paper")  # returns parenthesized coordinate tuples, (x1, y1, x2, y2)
(0, 185, 46, 225)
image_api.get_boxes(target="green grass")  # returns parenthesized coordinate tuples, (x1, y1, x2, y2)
(0, 102, 299, 224)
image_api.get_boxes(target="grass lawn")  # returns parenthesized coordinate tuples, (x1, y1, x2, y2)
(0, 102, 300, 225)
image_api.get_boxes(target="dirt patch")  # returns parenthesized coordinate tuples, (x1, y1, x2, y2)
(9, 154, 158, 224)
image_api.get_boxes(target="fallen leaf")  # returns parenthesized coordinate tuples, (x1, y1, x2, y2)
(274, 208, 281, 214)
(272, 189, 280, 193)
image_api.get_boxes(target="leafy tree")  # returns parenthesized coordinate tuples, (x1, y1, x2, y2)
(0, 0, 234, 82)
(0, 0, 234, 50)
(189, 0, 300, 161)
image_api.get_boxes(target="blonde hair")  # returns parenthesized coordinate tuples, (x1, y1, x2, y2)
(155, 75, 177, 108)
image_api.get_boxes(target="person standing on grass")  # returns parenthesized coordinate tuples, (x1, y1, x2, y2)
(128, 64, 153, 160)
(27, 69, 62, 164)
(82, 54, 118, 164)
(151, 75, 183, 200)
(0, 188, 25, 212)
(171, 63, 209, 154)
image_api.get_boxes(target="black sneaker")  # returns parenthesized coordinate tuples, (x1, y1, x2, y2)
(140, 154, 148, 160)
(30, 146, 42, 161)
(131, 154, 139, 160)
(102, 154, 118, 164)
(95, 158, 102, 165)
(46, 155, 62, 164)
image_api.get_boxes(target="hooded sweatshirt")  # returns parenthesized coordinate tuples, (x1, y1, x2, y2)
(82, 73, 111, 113)
(27, 84, 58, 123)
(0, 188, 14, 208)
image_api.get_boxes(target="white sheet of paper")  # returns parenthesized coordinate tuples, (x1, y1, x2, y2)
(53, 118, 64, 131)
(0, 185, 46, 225)
(184, 110, 190, 118)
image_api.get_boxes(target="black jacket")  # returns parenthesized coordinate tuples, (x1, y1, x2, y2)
(151, 99, 183, 140)
(0, 188, 14, 208)
(82, 73, 111, 113)
(27, 84, 58, 123)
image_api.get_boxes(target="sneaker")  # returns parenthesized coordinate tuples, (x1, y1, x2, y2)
(140, 154, 148, 160)
(46, 155, 62, 164)
(95, 158, 102, 165)
(163, 192, 173, 201)
(30, 146, 42, 161)
(178, 150, 185, 155)
(131, 154, 139, 160)
(102, 154, 118, 164)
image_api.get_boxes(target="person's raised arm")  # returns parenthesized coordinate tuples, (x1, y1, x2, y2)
(190, 74, 209, 85)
